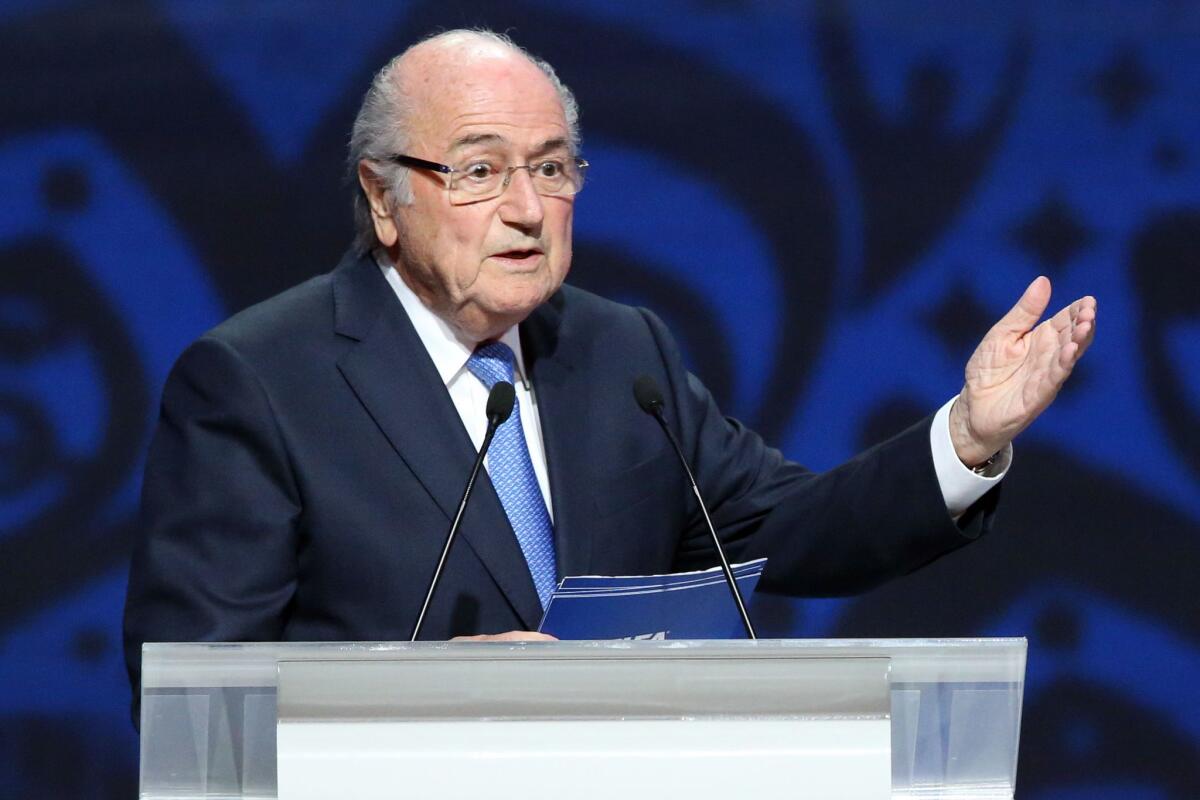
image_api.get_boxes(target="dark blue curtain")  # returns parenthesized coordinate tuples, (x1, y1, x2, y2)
(1, 1, 1197, 796)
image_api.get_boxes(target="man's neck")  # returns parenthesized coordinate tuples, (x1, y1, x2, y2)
(383, 249, 517, 344)
(374, 249, 528, 388)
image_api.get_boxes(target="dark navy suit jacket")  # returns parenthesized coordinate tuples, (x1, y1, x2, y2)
(124, 251, 995, 703)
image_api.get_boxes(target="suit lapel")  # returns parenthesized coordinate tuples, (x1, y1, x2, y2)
(332, 254, 543, 629)
(522, 294, 594, 580)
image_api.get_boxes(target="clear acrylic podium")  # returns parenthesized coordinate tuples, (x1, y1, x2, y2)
(140, 638, 1025, 799)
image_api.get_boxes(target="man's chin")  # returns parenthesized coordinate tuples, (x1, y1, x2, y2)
(488, 296, 550, 327)
(454, 297, 549, 341)
(451, 271, 564, 336)
(492, 277, 561, 312)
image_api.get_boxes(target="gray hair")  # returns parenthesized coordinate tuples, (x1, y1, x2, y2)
(348, 29, 581, 255)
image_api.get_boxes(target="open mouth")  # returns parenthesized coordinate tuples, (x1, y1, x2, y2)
(490, 249, 543, 263)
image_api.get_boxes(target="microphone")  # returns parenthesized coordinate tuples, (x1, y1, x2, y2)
(633, 375, 757, 639)
(410, 381, 516, 640)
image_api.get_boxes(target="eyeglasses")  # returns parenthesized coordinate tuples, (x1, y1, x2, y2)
(385, 154, 589, 205)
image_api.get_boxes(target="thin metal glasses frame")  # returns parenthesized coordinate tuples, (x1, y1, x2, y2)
(384, 154, 589, 202)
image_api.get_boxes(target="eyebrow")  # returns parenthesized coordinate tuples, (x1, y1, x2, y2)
(531, 137, 571, 157)
(448, 132, 505, 152)
(447, 133, 572, 157)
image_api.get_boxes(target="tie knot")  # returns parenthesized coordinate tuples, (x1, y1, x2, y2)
(467, 341, 516, 389)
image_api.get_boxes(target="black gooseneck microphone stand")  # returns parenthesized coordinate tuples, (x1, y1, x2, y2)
(633, 375, 757, 639)
(410, 381, 516, 641)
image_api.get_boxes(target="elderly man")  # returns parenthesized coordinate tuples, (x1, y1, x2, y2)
(123, 31, 1095, 698)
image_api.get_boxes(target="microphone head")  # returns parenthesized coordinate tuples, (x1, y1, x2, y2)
(633, 374, 665, 415)
(486, 381, 516, 424)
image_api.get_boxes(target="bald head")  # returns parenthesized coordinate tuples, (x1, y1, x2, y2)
(395, 33, 566, 155)
(348, 29, 580, 255)
(394, 31, 529, 106)
(398, 30, 537, 86)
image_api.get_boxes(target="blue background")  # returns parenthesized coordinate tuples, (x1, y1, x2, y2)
(1, 1, 1198, 796)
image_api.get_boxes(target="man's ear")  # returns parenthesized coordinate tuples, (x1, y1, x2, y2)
(357, 161, 399, 248)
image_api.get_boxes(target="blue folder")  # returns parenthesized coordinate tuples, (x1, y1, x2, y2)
(538, 559, 766, 640)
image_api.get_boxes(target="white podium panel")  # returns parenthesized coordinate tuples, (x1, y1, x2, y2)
(278, 719, 891, 800)
(140, 638, 1026, 799)
(275, 649, 892, 799)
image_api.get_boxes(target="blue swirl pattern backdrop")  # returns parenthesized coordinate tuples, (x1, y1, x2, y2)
(0, 1, 1197, 796)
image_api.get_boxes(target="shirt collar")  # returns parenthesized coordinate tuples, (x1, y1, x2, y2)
(374, 250, 528, 388)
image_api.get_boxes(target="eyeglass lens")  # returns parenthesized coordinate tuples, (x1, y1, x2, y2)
(447, 159, 587, 204)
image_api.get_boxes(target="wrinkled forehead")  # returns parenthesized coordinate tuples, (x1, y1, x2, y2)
(402, 47, 568, 155)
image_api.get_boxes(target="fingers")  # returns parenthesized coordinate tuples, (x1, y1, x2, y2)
(1074, 298, 1097, 354)
(1070, 295, 1097, 323)
(1072, 314, 1095, 349)
(1048, 297, 1096, 384)
(997, 275, 1052, 334)
(1060, 295, 1097, 356)
(1058, 340, 1079, 372)
(1053, 295, 1096, 330)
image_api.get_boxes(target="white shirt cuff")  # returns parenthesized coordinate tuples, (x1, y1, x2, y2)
(930, 396, 1012, 519)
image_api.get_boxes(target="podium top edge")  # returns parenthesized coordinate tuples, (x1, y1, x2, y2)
(143, 637, 1027, 657)
(141, 639, 1027, 689)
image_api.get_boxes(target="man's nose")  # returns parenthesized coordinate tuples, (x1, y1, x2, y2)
(497, 166, 545, 229)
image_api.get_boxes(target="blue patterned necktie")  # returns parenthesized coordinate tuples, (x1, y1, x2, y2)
(466, 341, 558, 609)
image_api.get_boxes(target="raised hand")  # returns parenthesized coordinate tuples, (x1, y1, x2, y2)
(948, 276, 1096, 466)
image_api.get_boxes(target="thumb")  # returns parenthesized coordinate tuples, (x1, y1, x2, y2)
(996, 275, 1051, 334)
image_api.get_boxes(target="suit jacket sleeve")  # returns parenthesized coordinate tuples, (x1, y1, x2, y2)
(638, 308, 998, 596)
(123, 335, 301, 710)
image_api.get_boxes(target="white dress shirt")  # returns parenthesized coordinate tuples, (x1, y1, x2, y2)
(379, 257, 554, 520)
(931, 397, 1011, 518)
(377, 253, 1009, 524)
